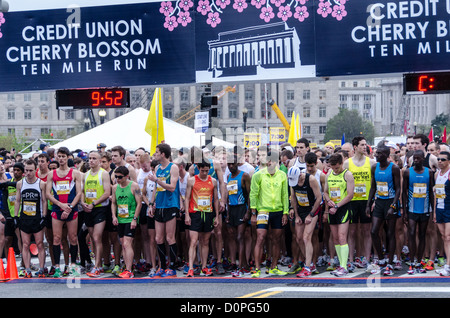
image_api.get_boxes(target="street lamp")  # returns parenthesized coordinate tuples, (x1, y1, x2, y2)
(83, 117, 90, 131)
(414, 121, 417, 135)
(99, 109, 106, 124)
(242, 107, 248, 132)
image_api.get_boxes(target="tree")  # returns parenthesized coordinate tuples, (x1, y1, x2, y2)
(323, 108, 375, 144)
(431, 113, 450, 137)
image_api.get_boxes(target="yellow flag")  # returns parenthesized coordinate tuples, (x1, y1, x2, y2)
(288, 111, 297, 146)
(296, 113, 301, 139)
(145, 88, 165, 155)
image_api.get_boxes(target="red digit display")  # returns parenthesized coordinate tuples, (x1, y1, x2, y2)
(404, 72, 450, 94)
(56, 88, 130, 109)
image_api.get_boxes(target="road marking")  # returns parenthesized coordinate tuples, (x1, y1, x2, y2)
(263, 286, 450, 293)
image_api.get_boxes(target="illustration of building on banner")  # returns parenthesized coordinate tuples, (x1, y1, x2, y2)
(197, 22, 315, 82)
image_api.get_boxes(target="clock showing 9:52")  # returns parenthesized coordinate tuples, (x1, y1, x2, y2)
(56, 88, 130, 109)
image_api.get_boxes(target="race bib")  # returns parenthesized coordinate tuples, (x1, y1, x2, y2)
(118, 204, 129, 218)
(376, 181, 388, 197)
(197, 196, 211, 212)
(227, 180, 238, 195)
(295, 192, 310, 207)
(256, 211, 269, 225)
(413, 183, 427, 198)
(85, 189, 97, 203)
(354, 183, 367, 198)
(329, 187, 341, 202)
(156, 177, 166, 192)
(435, 184, 446, 199)
(56, 180, 70, 195)
(23, 201, 37, 216)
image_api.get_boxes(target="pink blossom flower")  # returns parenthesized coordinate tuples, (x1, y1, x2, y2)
(0, 13, 4, 24)
(177, 11, 192, 26)
(159, 1, 174, 16)
(233, 0, 248, 12)
(179, 0, 194, 11)
(277, 5, 292, 21)
(251, 0, 266, 9)
(207, 11, 221, 27)
(294, 5, 309, 22)
(260, 6, 274, 22)
(197, 0, 211, 15)
(164, 15, 178, 31)
(317, 1, 332, 18)
(216, 0, 230, 9)
(270, 0, 285, 7)
(296, 0, 308, 4)
(332, 4, 347, 20)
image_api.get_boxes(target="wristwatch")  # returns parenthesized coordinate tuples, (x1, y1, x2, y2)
(334, 204, 339, 210)
(69, 204, 73, 209)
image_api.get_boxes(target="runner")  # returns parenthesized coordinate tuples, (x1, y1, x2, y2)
(111, 145, 137, 183)
(249, 148, 289, 278)
(403, 150, 435, 274)
(111, 166, 142, 278)
(365, 145, 401, 276)
(148, 143, 180, 277)
(45, 147, 82, 278)
(288, 166, 322, 277)
(184, 160, 219, 277)
(323, 153, 355, 277)
(14, 159, 47, 278)
(288, 137, 310, 170)
(81, 151, 111, 278)
(434, 151, 450, 276)
(226, 155, 251, 277)
(343, 136, 375, 271)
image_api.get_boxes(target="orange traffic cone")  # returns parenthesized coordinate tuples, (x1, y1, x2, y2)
(0, 259, 7, 282)
(6, 247, 18, 280)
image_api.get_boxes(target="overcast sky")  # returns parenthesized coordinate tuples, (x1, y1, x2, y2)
(7, 0, 161, 12)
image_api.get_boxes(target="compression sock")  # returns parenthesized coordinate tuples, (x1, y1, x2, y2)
(334, 245, 341, 266)
(52, 245, 61, 266)
(157, 243, 167, 269)
(340, 244, 349, 270)
(169, 244, 178, 269)
(70, 244, 78, 264)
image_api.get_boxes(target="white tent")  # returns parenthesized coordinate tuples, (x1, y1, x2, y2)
(51, 107, 234, 152)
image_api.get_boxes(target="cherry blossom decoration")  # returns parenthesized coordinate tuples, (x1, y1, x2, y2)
(160, 0, 349, 30)
(0, 13, 5, 39)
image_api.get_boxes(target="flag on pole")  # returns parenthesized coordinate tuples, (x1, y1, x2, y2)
(145, 88, 165, 155)
(428, 127, 433, 143)
(288, 112, 297, 146)
(341, 132, 345, 146)
(296, 113, 301, 139)
(443, 126, 447, 143)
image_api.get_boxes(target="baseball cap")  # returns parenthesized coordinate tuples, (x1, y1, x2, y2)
(386, 141, 399, 150)
(287, 166, 301, 187)
(97, 143, 107, 149)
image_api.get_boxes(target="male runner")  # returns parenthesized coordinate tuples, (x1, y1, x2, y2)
(288, 166, 322, 277)
(434, 151, 450, 276)
(14, 159, 47, 278)
(111, 166, 142, 278)
(288, 138, 310, 170)
(343, 136, 375, 270)
(249, 148, 289, 278)
(46, 147, 82, 278)
(365, 145, 401, 276)
(111, 145, 137, 182)
(323, 153, 355, 277)
(81, 151, 111, 278)
(148, 143, 180, 277)
(184, 160, 219, 277)
(403, 150, 435, 274)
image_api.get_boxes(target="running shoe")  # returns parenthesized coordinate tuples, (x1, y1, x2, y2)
(268, 266, 288, 276)
(333, 266, 348, 277)
(18, 267, 25, 277)
(112, 265, 121, 277)
(438, 257, 446, 267)
(36, 269, 46, 278)
(52, 267, 62, 278)
(200, 268, 213, 277)
(148, 268, 157, 278)
(48, 266, 56, 277)
(70, 265, 80, 277)
(407, 264, 415, 275)
(438, 265, 450, 276)
(296, 267, 311, 278)
(186, 269, 195, 277)
(287, 262, 302, 274)
(24, 271, 32, 278)
(425, 260, 434, 271)
(152, 268, 165, 277)
(347, 262, 355, 273)
(161, 268, 177, 277)
(216, 263, 225, 275)
(393, 260, 403, 270)
(87, 267, 102, 278)
(231, 268, 245, 278)
(310, 264, 319, 274)
(251, 268, 261, 278)
(119, 270, 134, 278)
(63, 265, 69, 276)
(383, 264, 394, 276)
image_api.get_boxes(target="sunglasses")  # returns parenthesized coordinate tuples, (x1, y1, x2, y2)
(437, 158, 448, 162)
(115, 175, 125, 179)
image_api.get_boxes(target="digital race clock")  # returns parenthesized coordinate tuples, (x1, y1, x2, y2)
(403, 72, 450, 94)
(56, 88, 130, 109)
